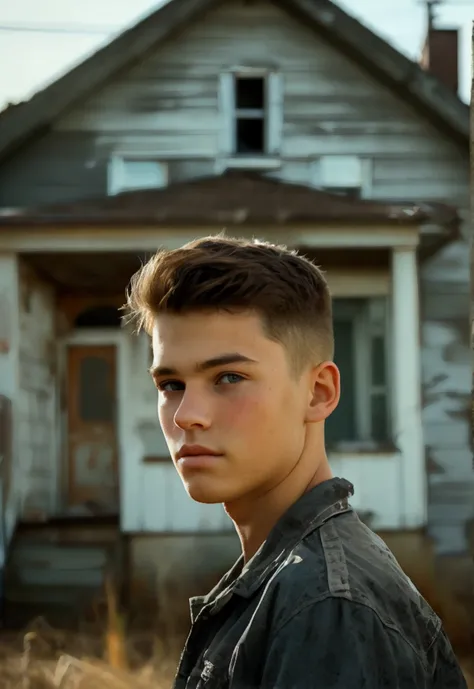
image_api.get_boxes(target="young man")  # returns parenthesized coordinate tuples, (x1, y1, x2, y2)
(126, 235, 467, 688)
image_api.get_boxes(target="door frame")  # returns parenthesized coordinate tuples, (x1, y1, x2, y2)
(58, 328, 127, 516)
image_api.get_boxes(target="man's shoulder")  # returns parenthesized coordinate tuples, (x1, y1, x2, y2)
(267, 512, 441, 652)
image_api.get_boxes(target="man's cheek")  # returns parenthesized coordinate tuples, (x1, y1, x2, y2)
(225, 393, 268, 427)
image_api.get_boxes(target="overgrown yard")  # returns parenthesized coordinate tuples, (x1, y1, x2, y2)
(0, 619, 182, 688)
(0, 561, 472, 688)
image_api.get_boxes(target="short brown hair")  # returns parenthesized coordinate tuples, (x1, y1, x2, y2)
(125, 235, 333, 371)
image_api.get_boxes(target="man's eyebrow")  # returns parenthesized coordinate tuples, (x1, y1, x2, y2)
(149, 353, 258, 378)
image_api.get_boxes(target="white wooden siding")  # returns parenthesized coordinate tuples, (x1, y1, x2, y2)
(0, 254, 21, 544)
(17, 262, 58, 519)
(56, 0, 461, 172)
(329, 454, 402, 530)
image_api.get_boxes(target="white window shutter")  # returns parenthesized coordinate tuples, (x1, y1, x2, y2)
(266, 72, 283, 155)
(219, 72, 235, 155)
(108, 155, 125, 195)
(121, 161, 167, 191)
(320, 156, 362, 188)
(108, 158, 167, 195)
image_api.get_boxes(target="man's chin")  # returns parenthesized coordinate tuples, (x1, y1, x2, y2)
(182, 478, 236, 505)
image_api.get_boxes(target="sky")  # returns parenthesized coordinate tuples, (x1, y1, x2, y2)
(0, 0, 472, 109)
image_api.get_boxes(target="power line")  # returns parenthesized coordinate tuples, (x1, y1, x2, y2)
(0, 1, 470, 37)
(0, 22, 120, 35)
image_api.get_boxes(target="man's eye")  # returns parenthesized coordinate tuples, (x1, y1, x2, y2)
(217, 373, 244, 385)
(158, 380, 184, 392)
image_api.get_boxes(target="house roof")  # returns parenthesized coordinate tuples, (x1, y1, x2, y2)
(0, 0, 468, 161)
(0, 171, 459, 229)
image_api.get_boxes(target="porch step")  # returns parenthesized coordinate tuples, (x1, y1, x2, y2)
(3, 519, 123, 629)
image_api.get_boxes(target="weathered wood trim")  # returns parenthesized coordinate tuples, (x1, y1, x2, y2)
(391, 247, 426, 529)
(0, 224, 420, 252)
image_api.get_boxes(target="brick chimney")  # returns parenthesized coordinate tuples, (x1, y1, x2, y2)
(420, 28, 459, 94)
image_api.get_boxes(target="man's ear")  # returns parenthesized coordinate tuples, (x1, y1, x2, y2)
(305, 361, 340, 423)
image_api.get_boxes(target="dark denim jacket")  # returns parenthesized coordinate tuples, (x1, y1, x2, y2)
(173, 478, 467, 689)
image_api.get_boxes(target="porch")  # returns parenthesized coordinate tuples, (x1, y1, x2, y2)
(0, 237, 425, 533)
(0, 171, 462, 618)
(0, 239, 428, 627)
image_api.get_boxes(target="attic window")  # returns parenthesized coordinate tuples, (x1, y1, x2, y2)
(235, 77, 266, 154)
(219, 70, 283, 162)
(108, 157, 168, 195)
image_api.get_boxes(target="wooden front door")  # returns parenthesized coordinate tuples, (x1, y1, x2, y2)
(67, 345, 119, 513)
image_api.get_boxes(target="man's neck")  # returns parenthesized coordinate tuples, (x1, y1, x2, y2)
(224, 456, 332, 564)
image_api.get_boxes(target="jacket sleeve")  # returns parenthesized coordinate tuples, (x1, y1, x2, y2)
(259, 596, 453, 689)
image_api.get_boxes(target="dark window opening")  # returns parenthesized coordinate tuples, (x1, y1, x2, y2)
(234, 76, 266, 155)
(236, 77, 265, 109)
(75, 306, 122, 328)
(325, 298, 390, 446)
(236, 119, 265, 154)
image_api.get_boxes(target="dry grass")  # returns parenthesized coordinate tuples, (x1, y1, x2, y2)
(0, 615, 184, 689)
(0, 571, 185, 689)
(0, 558, 472, 688)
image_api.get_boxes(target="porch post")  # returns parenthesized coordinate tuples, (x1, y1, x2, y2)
(391, 246, 426, 529)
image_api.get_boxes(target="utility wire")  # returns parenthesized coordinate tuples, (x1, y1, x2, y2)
(0, 0, 470, 35)
(0, 22, 120, 35)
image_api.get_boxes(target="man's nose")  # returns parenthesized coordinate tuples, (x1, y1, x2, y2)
(173, 388, 212, 430)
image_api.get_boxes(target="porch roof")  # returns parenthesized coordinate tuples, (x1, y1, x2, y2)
(0, 171, 460, 230)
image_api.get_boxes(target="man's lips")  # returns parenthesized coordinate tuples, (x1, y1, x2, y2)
(177, 444, 222, 459)
(176, 445, 223, 469)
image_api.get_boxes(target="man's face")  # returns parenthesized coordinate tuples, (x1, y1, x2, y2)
(150, 310, 315, 505)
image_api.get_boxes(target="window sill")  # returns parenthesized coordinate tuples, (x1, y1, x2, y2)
(219, 156, 282, 172)
(327, 440, 399, 456)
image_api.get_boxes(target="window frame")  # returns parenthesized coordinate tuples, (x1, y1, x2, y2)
(218, 67, 283, 169)
(329, 296, 391, 447)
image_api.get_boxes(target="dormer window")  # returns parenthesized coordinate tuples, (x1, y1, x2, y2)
(234, 76, 266, 154)
(219, 69, 283, 164)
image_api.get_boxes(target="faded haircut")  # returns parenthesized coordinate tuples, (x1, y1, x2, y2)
(125, 234, 334, 372)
